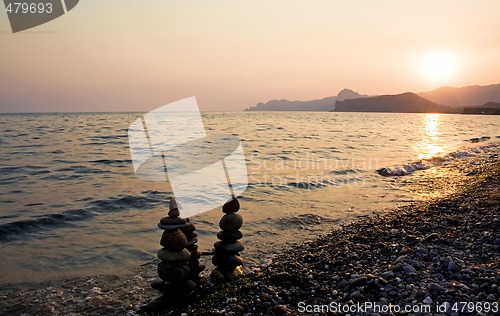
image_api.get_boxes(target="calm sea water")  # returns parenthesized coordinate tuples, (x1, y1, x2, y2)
(0, 112, 498, 283)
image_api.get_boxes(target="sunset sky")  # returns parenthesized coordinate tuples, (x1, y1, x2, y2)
(1, 1, 499, 112)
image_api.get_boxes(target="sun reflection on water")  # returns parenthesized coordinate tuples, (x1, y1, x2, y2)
(418, 114, 445, 159)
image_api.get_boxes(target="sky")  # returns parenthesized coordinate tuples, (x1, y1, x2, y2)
(1, 1, 499, 112)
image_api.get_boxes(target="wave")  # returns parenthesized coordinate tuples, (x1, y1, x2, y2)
(0, 191, 170, 241)
(377, 141, 499, 177)
(0, 209, 90, 242)
(377, 161, 430, 176)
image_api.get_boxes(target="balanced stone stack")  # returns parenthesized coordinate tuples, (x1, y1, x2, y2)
(211, 196, 244, 282)
(150, 198, 196, 303)
(180, 218, 205, 283)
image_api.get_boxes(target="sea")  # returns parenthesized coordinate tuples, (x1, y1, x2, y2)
(0, 112, 499, 284)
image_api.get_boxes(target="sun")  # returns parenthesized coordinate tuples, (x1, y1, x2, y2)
(419, 51, 457, 83)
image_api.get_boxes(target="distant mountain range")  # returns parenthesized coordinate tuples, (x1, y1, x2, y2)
(334, 92, 455, 113)
(244, 83, 500, 114)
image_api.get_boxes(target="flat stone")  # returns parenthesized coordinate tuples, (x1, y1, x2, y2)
(157, 248, 190, 262)
(212, 254, 244, 270)
(158, 223, 189, 231)
(219, 213, 243, 232)
(160, 230, 187, 251)
(214, 241, 244, 253)
(217, 230, 243, 242)
(160, 217, 187, 225)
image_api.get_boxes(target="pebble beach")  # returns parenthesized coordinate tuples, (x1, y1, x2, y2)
(0, 150, 499, 316)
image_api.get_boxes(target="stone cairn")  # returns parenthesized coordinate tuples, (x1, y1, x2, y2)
(144, 198, 203, 311)
(211, 196, 245, 282)
(180, 217, 205, 283)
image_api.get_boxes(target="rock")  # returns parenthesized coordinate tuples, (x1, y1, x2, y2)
(212, 254, 244, 270)
(337, 279, 349, 289)
(217, 230, 243, 242)
(214, 241, 245, 253)
(168, 208, 180, 218)
(448, 260, 458, 272)
(210, 269, 225, 283)
(428, 283, 445, 293)
(160, 217, 187, 225)
(487, 294, 496, 301)
(157, 248, 191, 262)
(269, 272, 290, 283)
(349, 277, 368, 289)
(222, 198, 240, 213)
(219, 213, 243, 232)
(150, 279, 169, 293)
(423, 296, 433, 305)
(158, 223, 189, 231)
(423, 233, 441, 242)
(382, 271, 394, 279)
(160, 230, 187, 251)
(180, 222, 196, 234)
(394, 255, 408, 264)
(157, 262, 190, 283)
(186, 237, 198, 246)
(234, 305, 244, 313)
(402, 264, 417, 274)
(179, 280, 196, 295)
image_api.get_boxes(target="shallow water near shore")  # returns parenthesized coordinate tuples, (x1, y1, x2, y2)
(0, 112, 499, 284)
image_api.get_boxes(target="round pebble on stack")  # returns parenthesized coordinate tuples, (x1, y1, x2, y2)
(211, 196, 244, 282)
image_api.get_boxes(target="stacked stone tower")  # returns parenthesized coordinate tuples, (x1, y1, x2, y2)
(149, 199, 197, 304)
(211, 196, 244, 282)
(180, 218, 205, 283)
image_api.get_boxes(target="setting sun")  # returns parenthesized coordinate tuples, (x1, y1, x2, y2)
(420, 51, 458, 83)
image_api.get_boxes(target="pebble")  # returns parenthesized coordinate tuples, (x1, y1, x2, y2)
(428, 283, 445, 293)
(402, 264, 417, 274)
(219, 213, 243, 232)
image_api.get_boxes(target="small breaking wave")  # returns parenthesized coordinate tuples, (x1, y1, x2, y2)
(377, 161, 430, 176)
(377, 141, 499, 177)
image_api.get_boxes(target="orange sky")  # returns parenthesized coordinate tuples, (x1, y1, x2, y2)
(1, 1, 499, 112)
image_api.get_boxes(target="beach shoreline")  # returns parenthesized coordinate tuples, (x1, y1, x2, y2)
(1, 153, 499, 316)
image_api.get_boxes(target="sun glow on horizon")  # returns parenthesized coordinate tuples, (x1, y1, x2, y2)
(419, 51, 458, 83)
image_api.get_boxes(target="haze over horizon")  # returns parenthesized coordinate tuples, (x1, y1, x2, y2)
(1, 1, 500, 113)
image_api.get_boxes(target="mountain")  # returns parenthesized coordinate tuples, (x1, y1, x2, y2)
(333, 92, 454, 113)
(244, 88, 366, 111)
(244, 96, 336, 112)
(463, 102, 500, 115)
(418, 84, 500, 108)
(336, 89, 369, 102)
(244, 83, 500, 112)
